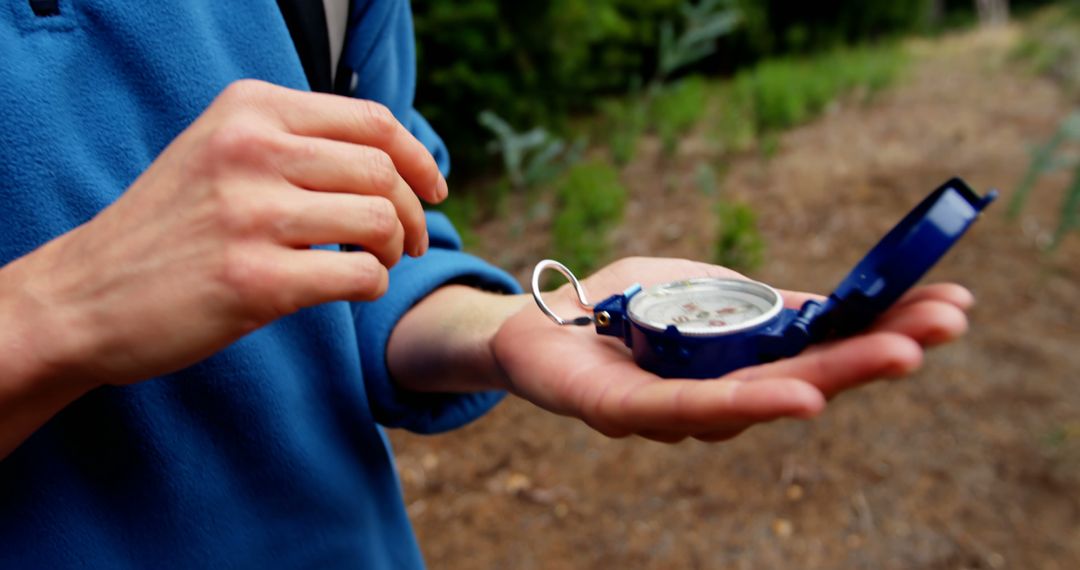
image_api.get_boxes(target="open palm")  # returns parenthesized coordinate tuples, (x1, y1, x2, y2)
(492, 257, 971, 443)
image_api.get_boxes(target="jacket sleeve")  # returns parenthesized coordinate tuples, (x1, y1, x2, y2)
(341, 0, 521, 434)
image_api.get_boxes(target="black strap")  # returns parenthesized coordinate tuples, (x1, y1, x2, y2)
(276, 0, 334, 93)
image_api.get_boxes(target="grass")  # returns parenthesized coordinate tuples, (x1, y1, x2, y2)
(551, 161, 627, 276)
(599, 96, 648, 166)
(651, 76, 710, 156)
(1012, 3, 1080, 97)
(1011, 6, 1080, 248)
(597, 43, 907, 164)
(713, 201, 764, 271)
(733, 44, 907, 133)
(711, 82, 757, 153)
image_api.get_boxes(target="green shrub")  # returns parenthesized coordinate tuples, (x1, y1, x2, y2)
(1012, 4, 1080, 97)
(738, 60, 808, 130)
(734, 44, 906, 132)
(413, 0, 933, 178)
(552, 162, 628, 274)
(713, 201, 764, 271)
(413, 0, 685, 174)
(599, 96, 649, 165)
(652, 76, 711, 155)
(478, 110, 572, 191)
(695, 162, 723, 196)
(1010, 6, 1080, 248)
(712, 82, 757, 152)
(1010, 112, 1080, 248)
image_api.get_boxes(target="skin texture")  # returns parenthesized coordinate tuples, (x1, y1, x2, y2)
(0, 81, 446, 458)
(391, 257, 972, 445)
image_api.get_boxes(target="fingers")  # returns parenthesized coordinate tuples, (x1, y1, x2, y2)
(592, 376, 825, 437)
(778, 283, 974, 312)
(615, 297, 963, 442)
(894, 283, 974, 310)
(777, 293, 970, 347)
(626, 287, 966, 443)
(234, 82, 446, 204)
(584, 333, 920, 443)
(779, 290, 825, 310)
(271, 192, 405, 267)
(274, 134, 427, 257)
(272, 248, 389, 308)
(869, 299, 969, 346)
(728, 332, 923, 398)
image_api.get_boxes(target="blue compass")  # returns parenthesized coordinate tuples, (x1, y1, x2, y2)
(531, 177, 997, 379)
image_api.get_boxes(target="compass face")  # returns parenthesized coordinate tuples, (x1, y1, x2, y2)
(626, 278, 784, 336)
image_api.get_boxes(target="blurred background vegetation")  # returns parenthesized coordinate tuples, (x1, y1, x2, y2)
(414, 0, 1050, 175)
(1010, 1, 1080, 247)
(414, 0, 1066, 277)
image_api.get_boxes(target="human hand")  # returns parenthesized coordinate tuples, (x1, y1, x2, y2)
(1, 80, 446, 387)
(492, 257, 972, 443)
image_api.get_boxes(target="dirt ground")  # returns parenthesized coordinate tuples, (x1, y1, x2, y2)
(389, 28, 1080, 569)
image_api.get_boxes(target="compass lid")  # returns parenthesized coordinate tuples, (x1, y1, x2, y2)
(810, 177, 996, 339)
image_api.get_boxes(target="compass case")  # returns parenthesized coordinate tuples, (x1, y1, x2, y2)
(801, 177, 996, 340)
(595, 177, 996, 379)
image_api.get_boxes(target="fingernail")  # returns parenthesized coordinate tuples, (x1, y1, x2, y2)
(436, 176, 449, 202)
(419, 231, 429, 256)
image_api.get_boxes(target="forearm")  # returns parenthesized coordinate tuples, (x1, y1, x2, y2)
(0, 257, 96, 460)
(387, 285, 528, 394)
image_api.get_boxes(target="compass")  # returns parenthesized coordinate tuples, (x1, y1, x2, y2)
(531, 177, 996, 379)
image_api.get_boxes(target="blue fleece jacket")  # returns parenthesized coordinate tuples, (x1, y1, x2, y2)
(0, 1, 517, 568)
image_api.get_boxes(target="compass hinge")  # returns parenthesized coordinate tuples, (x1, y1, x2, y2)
(593, 293, 632, 346)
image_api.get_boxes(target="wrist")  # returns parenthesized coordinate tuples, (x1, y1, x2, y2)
(0, 246, 100, 395)
(0, 251, 101, 458)
(387, 286, 528, 394)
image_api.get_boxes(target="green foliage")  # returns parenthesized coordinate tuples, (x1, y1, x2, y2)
(413, 0, 933, 177)
(478, 110, 567, 190)
(734, 45, 906, 132)
(552, 162, 628, 275)
(599, 95, 649, 166)
(1061, 169, 1080, 245)
(652, 76, 711, 156)
(727, 0, 932, 58)
(695, 162, 722, 196)
(713, 201, 764, 271)
(656, 0, 740, 82)
(758, 132, 781, 159)
(1012, 3, 1080, 97)
(413, 0, 683, 174)
(602, 0, 740, 164)
(1010, 5, 1080, 248)
(434, 193, 480, 251)
(1011, 112, 1080, 248)
(712, 83, 757, 153)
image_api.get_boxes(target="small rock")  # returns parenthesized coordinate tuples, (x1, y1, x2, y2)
(506, 472, 531, 494)
(421, 453, 439, 471)
(772, 518, 794, 539)
(662, 223, 683, 242)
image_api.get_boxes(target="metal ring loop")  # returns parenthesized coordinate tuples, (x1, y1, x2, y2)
(531, 259, 594, 327)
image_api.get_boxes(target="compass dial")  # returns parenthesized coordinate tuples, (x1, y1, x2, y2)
(626, 278, 784, 336)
